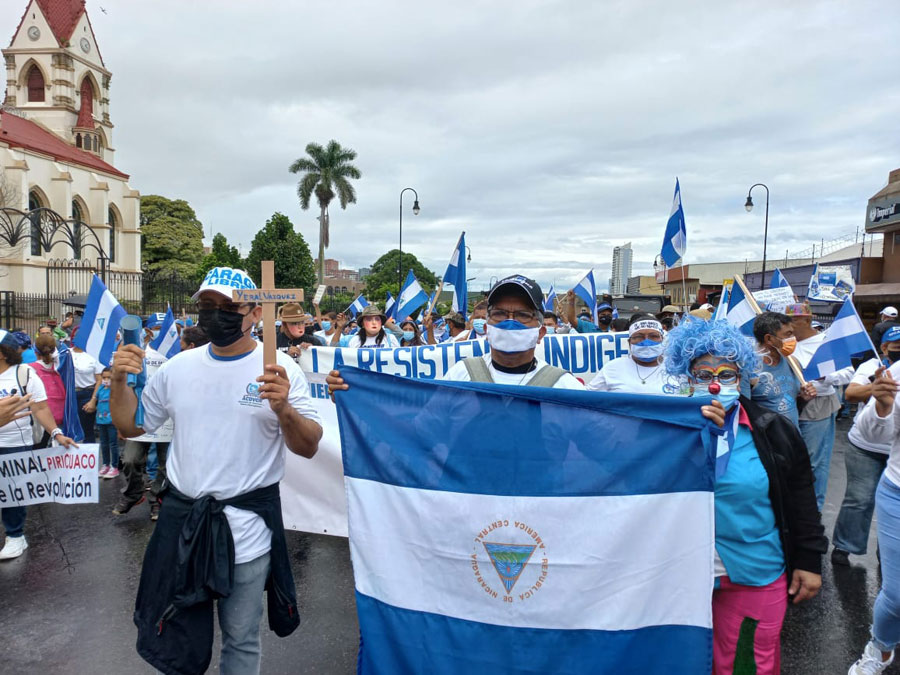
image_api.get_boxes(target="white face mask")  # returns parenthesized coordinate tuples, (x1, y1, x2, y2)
(486, 320, 541, 354)
(630, 340, 665, 362)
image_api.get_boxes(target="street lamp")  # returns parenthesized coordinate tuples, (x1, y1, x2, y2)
(465, 245, 472, 263)
(745, 183, 770, 289)
(399, 188, 420, 291)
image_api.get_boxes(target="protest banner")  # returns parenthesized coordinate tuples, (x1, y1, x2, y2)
(752, 286, 797, 313)
(0, 444, 99, 507)
(808, 264, 855, 302)
(280, 332, 631, 536)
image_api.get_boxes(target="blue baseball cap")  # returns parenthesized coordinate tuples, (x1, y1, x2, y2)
(144, 312, 167, 328)
(597, 303, 613, 312)
(883, 326, 900, 344)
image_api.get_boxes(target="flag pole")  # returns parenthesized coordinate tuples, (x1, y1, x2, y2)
(734, 274, 807, 385)
(426, 278, 444, 316)
(679, 261, 690, 313)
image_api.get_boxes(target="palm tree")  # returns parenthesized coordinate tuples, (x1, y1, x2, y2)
(289, 140, 362, 285)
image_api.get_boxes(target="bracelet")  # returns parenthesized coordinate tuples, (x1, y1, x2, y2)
(50, 428, 62, 438)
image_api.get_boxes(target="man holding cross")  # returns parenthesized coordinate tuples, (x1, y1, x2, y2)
(111, 266, 322, 675)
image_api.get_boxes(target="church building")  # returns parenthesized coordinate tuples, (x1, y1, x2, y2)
(1, 0, 140, 293)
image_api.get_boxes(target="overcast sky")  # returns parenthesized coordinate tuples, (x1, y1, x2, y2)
(39, 0, 900, 292)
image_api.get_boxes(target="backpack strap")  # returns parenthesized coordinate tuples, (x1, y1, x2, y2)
(462, 357, 494, 383)
(15, 364, 33, 427)
(525, 364, 568, 388)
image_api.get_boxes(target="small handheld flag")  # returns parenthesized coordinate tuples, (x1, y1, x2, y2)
(724, 280, 757, 336)
(348, 295, 369, 318)
(543, 284, 557, 313)
(442, 232, 468, 321)
(149, 306, 181, 359)
(74, 275, 127, 367)
(770, 268, 790, 290)
(396, 270, 429, 321)
(574, 270, 598, 323)
(660, 178, 687, 267)
(385, 292, 396, 322)
(801, 299, 876, 379)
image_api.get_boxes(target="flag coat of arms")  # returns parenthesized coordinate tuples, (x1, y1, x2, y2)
(74, 275, 126, 366)
(335, 368, 716, 674)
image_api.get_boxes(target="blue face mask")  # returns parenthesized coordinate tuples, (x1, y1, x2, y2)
(699, 383, 740, 409)
(545, 326, 556, 334)
(630, 340, 664, 362)
(322, 321, 332, 331)
(472, 319, 487, 335)
(402, 331, 415, 342)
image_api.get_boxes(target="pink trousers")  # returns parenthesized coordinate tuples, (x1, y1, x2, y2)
(712, 573, 788, 675)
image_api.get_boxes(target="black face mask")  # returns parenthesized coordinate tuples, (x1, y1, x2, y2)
(888, 350, 900, 364)
(598, 314, 612, 326)
(198, 309, 247, 347)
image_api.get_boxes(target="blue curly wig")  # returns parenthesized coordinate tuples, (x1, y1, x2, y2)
(664, 317, 761, 378)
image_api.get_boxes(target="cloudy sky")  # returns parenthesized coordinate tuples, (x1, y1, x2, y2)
(37, 0, 900, 292)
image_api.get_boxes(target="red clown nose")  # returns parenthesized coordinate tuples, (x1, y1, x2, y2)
(708, 382, 721, 395)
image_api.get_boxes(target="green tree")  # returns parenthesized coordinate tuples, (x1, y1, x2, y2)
(244, 212, 316, 296)
(289, 140, 362, 285)
(364, 249, 439, 308)
(198, 233, 243, 278)
(140, 195, 204, 277)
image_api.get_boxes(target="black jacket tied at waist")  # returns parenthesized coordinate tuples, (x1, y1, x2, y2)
(134, 481, 300, 675)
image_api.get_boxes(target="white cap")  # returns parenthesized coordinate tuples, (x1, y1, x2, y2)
(700, 303, 714, 311)
(192, 266, 256, 301)
(882, 306, 898, 318)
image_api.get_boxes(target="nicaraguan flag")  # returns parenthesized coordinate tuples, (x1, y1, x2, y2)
(574, 270, 598, 323)
(543, 285, 557, 312)
(708, 403, 741, 478)
(802, 299, 874, 379)
(612, 305, 619, 320)
(725, 282, 756, 336)
(56, 343, 84, 442)
(385, 292, 396, 322)
(397, 270, 429, 320)
(770, 268, 790, 290)
(74, 275, 126, 367)
(336, 368, 716, 674)
(443, 232, 468, 320)
(349, 295, 369, 318)
(150, 306, 181, 359)
(660, 178, 687, 267)
(713, 284, 731, 322)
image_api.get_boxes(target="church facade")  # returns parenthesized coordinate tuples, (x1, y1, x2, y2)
(1, 0, 140, 293)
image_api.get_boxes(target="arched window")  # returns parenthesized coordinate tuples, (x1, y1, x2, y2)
(71, 200, 84, 259)
(77, 78, 94, 126)
(107, 206, 117, 263)
(28, 190, 42, 256)
(26, 65, 44, 103)
(75, 133, 82, 148)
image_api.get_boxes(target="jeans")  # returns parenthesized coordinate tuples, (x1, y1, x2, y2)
(218, 552, 271, 675)
(871, 477, 900, 651)
(1, 445, 33, 539)
(799, 412, 837, 511)
(121, 440, 169, 506)
(97, 424, 120, 468)
(833, 442, 888, 554)
(146, 444, 158, 481)
(75, 387, 96, 444)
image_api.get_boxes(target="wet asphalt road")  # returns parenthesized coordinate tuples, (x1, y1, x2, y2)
(0, 417, 896, 674)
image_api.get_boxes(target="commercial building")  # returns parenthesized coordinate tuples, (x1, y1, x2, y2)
(608, 242, 632, 296)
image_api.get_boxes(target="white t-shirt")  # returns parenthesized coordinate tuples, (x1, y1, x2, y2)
(141, 343, 322, 564)
(586, 356, 673, 395)
(313, 329, 336, 344)
(131, 346, 173, 443)
(339, 333, 400, 349)
(855, 362, 900, 486)
(448, 330, 473, 342)
(71, 350, 103, 389)
(442, 354, 585, 389)
(0, 365, 47, 447)
(847, 358, 890, 455)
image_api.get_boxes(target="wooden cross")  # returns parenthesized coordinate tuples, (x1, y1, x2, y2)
(232, 260, 304, 369)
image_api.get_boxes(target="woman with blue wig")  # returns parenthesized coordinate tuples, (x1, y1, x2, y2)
(665, 318, 826, 675)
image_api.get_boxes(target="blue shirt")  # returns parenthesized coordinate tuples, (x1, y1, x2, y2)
(96, 384, 112, 425)
(21, 348, 37, 364)
(746, 357, 801, 428)
(715, 425, 785, 586)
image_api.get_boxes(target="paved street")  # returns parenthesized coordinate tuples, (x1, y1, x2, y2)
(0, 417, 896, 674)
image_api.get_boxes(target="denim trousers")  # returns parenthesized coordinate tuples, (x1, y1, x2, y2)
(1, 445, 34, 539)
(832, 442, 888, 554)
(799, 412, 837, 511)
(97, 424, 120, 468)
(217, 552, 271, 675)
(871, 476, 900, 651)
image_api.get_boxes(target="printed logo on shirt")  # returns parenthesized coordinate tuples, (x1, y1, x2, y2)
(240, 382, 263, 408)
(471, 519, 548, 604)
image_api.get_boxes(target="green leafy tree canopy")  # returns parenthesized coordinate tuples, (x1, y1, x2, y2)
(364, 249, 439, 308)
(244, 212, 316, 299)
(140, 195, 204, 277)
(199, 233, 243, 278)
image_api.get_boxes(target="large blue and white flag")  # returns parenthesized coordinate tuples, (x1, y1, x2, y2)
(74, 275, 126, 367)
(56, 343, 84, 442)
(573, 270, 598, 323)
(802, 299, 876, 379)
(543, 284, 557, 313)
(660, 178, 687, 267)
(724, 282, 756, 336)
(149, 305, 181, 359)
(770, 268, 790, 290)
(396, 270, 429, 321)
(336, 368, 715, 674)
(442, 232, 468, 320)
(385, 292, 396, 322)
(348, 295, 369, 318)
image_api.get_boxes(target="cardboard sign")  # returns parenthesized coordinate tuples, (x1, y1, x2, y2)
(752, 286, 796, 313)
(313, 285, 327, 305)
(808, 265, 855, 302)
(0, 444, 99, 507)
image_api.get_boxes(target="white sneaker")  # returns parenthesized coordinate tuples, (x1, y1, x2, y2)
(849, 642, 895, 674)
(0, 536, 28, 560)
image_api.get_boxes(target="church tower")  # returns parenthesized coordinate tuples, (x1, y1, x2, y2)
(3, 0, 115, 164)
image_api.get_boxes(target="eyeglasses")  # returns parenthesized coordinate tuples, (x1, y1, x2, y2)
(628, 332, 663, 344)
(691, 366, 740, 385)
(195, 300, 250, 313)
(488, 309, 539, 323)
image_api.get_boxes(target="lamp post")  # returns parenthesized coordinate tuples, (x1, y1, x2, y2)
(745, 183, 770, 290)
(399, 188, 420, 292)
(464, 245, 472, 263)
